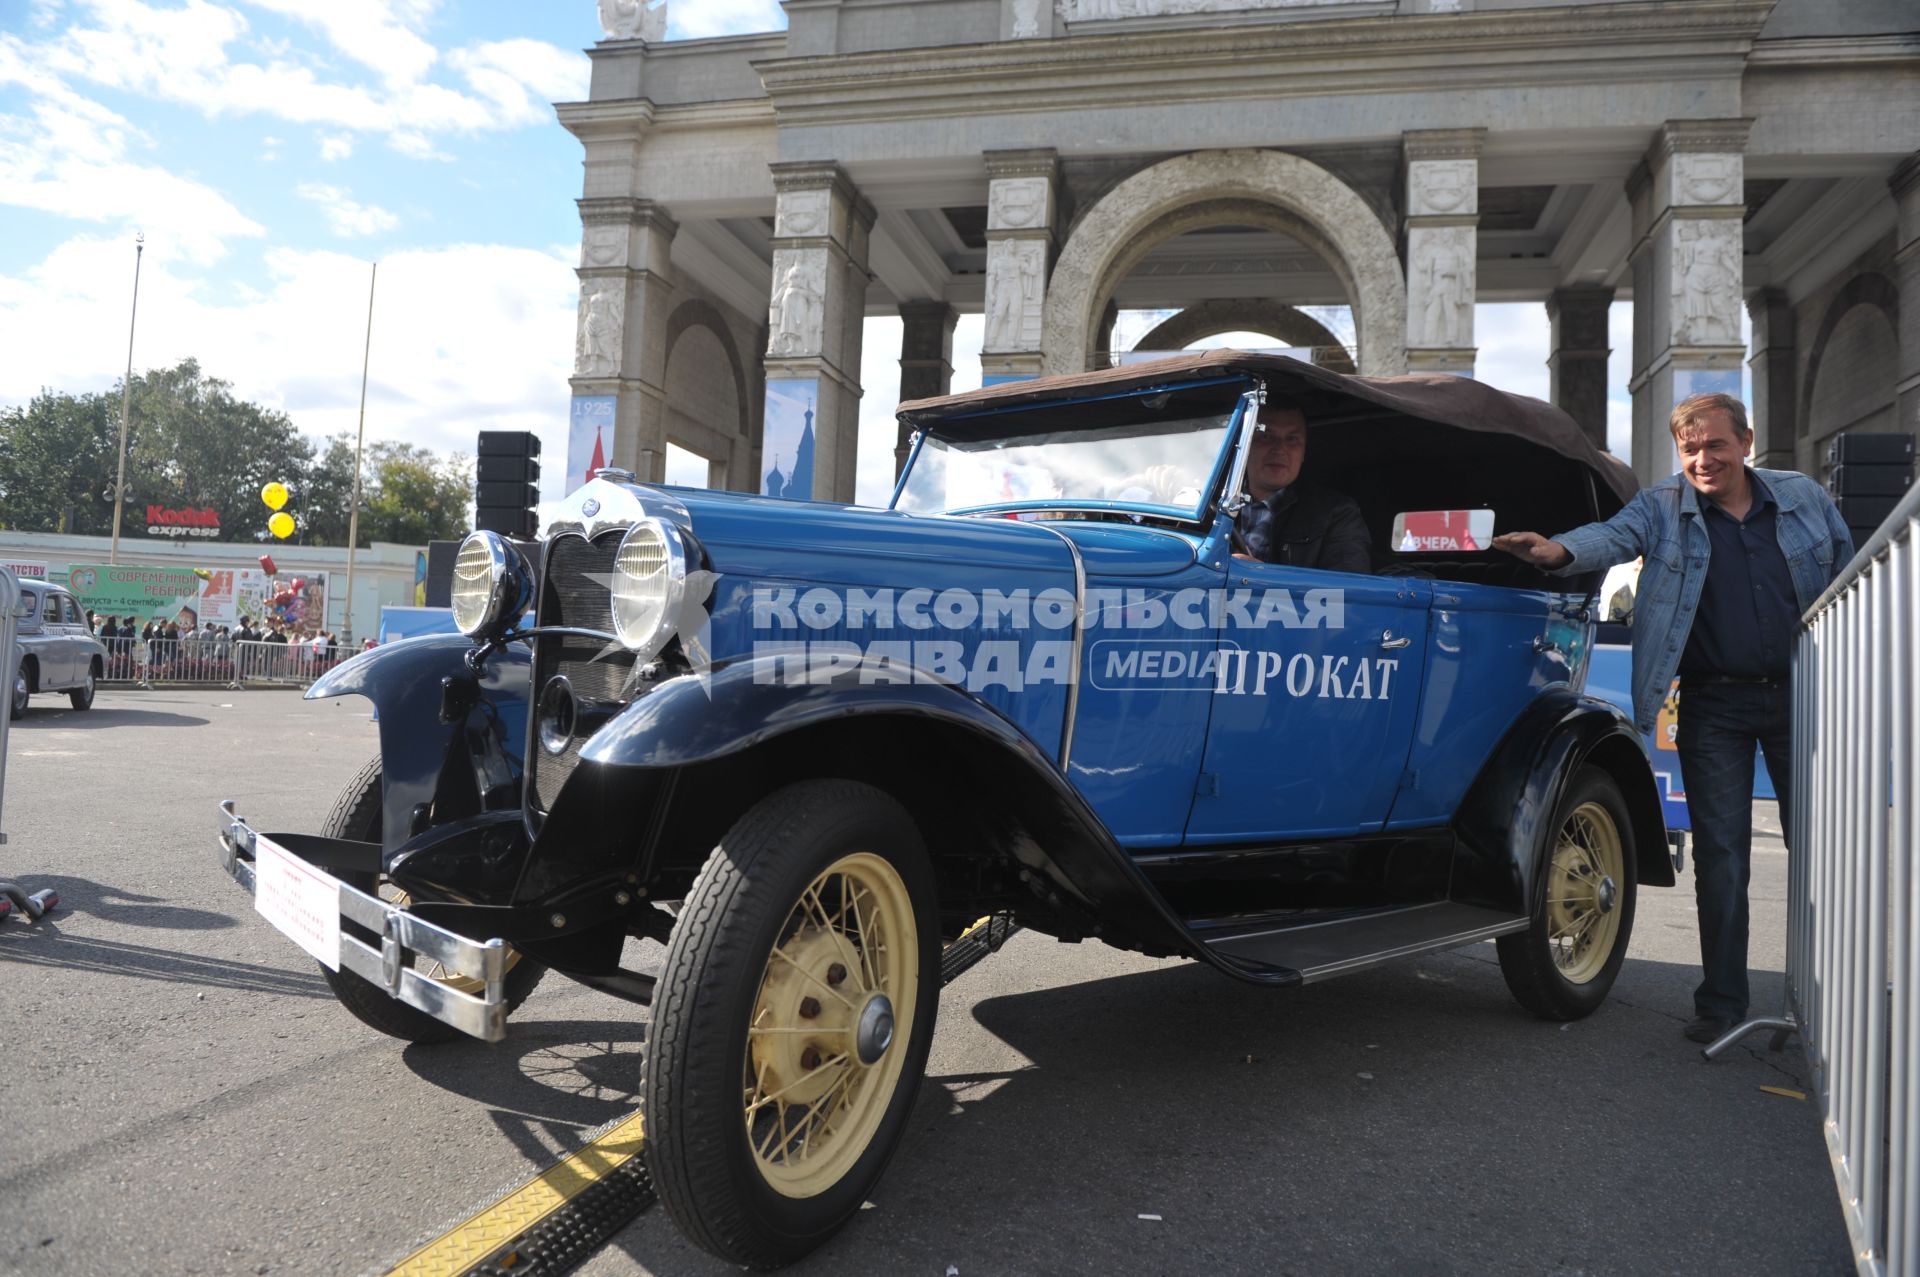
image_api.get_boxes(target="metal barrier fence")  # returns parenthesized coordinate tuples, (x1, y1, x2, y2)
(1710, 484, 1920, 1275)
(99, 638, 345, 689)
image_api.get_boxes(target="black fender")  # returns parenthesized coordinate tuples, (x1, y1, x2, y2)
(305, 636, 531, 851)
(551, 653, 1299, 981)
(1450, 686, 1673, 917)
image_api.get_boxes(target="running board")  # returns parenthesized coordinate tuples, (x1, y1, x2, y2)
(1200, 902, 1526, 983)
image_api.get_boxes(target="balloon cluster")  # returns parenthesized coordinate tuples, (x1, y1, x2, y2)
(254, 553, 308, 630)
(261, 481, 295, 540)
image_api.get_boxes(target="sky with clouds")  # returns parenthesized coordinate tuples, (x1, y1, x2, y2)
(2, 0, 1707, 520)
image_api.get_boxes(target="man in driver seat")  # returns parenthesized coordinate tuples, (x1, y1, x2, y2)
(1234, 401, 1371, 574)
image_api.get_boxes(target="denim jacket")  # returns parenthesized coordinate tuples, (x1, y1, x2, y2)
(1555, 468, 1854, 733)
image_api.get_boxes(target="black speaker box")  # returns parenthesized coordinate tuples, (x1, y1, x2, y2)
(478, 430, 542, 458)
(423, 539, 459, 608)
(1827, 433, 1915, 467)
(477, 480, 539, 509)
(478, 453, 541, 484)
(1835, 494, 1902, 528)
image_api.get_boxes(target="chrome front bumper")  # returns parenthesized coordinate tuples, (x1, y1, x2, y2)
(216, 799, 512, 1042)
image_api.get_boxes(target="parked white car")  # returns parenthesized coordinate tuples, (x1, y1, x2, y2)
(11, 581, 106, 718)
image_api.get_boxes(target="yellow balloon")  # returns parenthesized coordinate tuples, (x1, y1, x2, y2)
(261, 482, 289, 511)
(268, 511, 296, 539)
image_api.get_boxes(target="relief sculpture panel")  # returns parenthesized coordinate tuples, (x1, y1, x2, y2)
(987, 178, 1049, 232)
(1670, 219, 1743, 346)
(983, 240, 1047, 352)
(576, 283, 626, 377)
(1408, 160, 1477, 217)
(1057, 0, 1349, 18)
(775, 189, 830, 239)
(1407, 226, 1474, 348)
(767, 251, 828, 358)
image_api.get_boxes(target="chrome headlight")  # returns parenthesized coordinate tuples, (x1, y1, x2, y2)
(450, 531, 533, 638)
(610, 518, 688, 658)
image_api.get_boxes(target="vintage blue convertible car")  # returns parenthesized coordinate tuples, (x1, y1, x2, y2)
(217, 352, 1669, 1268)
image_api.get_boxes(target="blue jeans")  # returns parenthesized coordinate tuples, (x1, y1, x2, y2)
(1675, 679, 1794, 1023)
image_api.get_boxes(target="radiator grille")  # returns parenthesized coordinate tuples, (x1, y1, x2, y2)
(530, 532, 633, 811)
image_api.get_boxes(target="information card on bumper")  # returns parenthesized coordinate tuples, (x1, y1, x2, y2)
(254, 838, 342, 970)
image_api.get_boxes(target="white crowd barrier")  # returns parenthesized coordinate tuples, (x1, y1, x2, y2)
(98, 637, 345, 688)
(1710, 484, 1920, 1275)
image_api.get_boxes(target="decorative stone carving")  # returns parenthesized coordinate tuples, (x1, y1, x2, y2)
(1408, 227, 1473, 347)
(1671, 219, 1742, 346)
(775, 190, 829, 238)
(597, 0, 665, 42)
(988, 178, 1049, 230)
(576, 284, 625, 376)
(583, 225, 625, 268)
(1012, 0, 1044, 37)
(1672, 153, 1741, 207)
(984, 239, 1047, 352)
(767, 252, 827, 358)
(1056, 0, 1346, 18)
(1409, 161, 1476, 217)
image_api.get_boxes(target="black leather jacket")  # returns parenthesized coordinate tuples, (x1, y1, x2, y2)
(1236, 483, 1373, 575)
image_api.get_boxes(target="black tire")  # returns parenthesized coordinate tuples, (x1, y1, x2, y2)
(315, 756, 545, 1044)
(644, 780, 940, 1269)
(9, 660, 26, 719)
(68, 660, 98, 711)
(1496, 764, 1638, 1020)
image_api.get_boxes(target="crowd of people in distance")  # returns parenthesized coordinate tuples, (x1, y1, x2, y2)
(83, 609, 349, 683)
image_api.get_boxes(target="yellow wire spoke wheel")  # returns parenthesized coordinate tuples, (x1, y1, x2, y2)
(1544, 800, 1625, 985)
(742, 851, 920, 1199)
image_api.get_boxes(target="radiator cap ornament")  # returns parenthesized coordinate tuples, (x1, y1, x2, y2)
(581, 498, 600, 517)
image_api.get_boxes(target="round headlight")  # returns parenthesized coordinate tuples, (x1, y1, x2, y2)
(610, 518, 688, 658)
(450, 532, 531, 638)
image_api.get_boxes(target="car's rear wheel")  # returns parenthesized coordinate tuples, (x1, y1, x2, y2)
(644, 780, 939, 1269)
(1496, 765, 1637, 1020)
(315, 755, 545, 1044)
(68, 661, 98, 710)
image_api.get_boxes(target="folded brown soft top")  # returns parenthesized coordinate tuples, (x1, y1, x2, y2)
(896, 350, 1637, 506)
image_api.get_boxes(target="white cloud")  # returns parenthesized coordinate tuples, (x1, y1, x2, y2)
(668, 0, 787, 39)
(242, 0, 440, 87)
(295, 182, 398, 236)
(852, 314, 986, 508)
(0, 235, 580, 480)
(387, 129, 450, 161)
(318, 131, 353, 161)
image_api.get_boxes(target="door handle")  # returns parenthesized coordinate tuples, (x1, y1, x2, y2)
(1380, 631, 1412, 650)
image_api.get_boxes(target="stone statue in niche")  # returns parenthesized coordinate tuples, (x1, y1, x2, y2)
(1012, 0, 1044, 36)
(768, 254, 827, 357)
(1414, 233, 1472, 346)
(1673, 221, 1741, 345)
(597, 0, 665, 41)
(576, 285, 625, 376)
(984, 240, 1046, 352)
(989, 178, 1047, 230)
(1411, 160, 1475, 216)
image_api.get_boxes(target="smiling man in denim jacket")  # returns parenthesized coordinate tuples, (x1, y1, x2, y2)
(1493, 393, 1853, 1045)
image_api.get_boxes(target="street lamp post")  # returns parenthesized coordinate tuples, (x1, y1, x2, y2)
(343, 262, 377, 643)
(108, 234, 145, 566)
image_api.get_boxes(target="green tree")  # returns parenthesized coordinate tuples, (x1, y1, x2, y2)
(357, 442, 473, 546)
(0, 388, 121, 534)
(300, 433, 361, 547)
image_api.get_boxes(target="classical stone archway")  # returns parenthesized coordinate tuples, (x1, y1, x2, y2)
(1133, 299, 1357, 374)
(1800, 272, 1900, 463)
(663, 297, 754, 487)
(1043, 150, 1406, 377)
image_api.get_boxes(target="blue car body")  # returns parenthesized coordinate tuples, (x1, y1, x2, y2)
(298, 352, 1670, 995)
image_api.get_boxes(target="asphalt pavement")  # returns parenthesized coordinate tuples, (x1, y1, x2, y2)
(0, 688, 1850, 1276)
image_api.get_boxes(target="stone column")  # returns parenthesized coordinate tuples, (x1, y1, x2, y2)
(896, 301, 957, 476)
(761, 163, 874, 504)
(1625, 120, 1751, 486)
(570, 198, 677, 486)
(1746, 289, 1797, 471)
(1892, 153, 1920, 444)
(981, 149, 1058, 384)
(1403, 128, 1483, 376)
(1547, 285, 1614, 449)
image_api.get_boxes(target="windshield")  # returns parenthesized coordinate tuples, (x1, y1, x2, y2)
(893, 410, 1238, 521)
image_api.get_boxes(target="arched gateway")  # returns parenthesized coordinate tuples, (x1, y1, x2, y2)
(1133, 300, 1357, 374)
(1042, 150, 1407, 377)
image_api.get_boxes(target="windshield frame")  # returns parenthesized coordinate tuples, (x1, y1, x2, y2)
(888, 375, 1259, 528)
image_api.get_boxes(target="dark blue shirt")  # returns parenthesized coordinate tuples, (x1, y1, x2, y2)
(1678, 472, 1799, 680)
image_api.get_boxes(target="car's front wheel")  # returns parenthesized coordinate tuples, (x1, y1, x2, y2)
(1496, 764, 1638, 1020)
(644, 779, 939, 1269)
(9, 660, 26, 719)
(315, 755, 545, 1043)
(68, 661, 98, 710)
